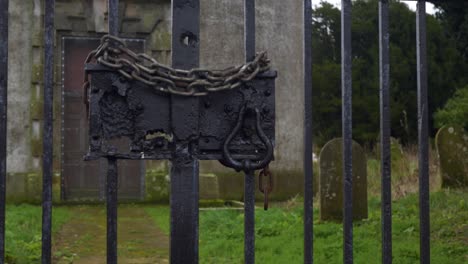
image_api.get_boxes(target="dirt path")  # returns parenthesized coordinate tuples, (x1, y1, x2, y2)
(52, 205, 169, 264)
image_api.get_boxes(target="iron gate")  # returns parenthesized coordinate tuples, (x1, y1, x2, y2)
(0, 0, 433, 264)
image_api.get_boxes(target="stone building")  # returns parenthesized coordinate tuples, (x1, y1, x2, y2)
(5, 0, 305, 202)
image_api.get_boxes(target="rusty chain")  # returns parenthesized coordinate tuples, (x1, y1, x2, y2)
(259, 164, 273, 210)
(83, 35, 271, 97)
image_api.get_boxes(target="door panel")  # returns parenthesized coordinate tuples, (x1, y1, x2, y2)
(62, 37, 145, 201)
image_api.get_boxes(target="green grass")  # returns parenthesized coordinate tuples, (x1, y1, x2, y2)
(144, 205, 170, 234)
(145, 189, 468, 263)
(4, 190, 467, 263)
(5, 204, 70, 263)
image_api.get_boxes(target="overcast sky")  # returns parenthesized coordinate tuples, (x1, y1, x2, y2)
(317, 0, 437, 14)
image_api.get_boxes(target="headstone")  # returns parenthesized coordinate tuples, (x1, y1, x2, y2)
(435, 125, 468, 187)
(376, 137, 404, 161)
(376, 137, 411, 175)
(319, 138, 368, 221)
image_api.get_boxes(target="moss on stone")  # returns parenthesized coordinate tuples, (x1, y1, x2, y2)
(152, 31, 171, 50)
(31, 31, 43, 47)
(6, 173, 27, 203)
(435, 125, 468, 187)
(30, 100, 43, 120)
(31, 64, 43, 84)
(26, 172, 42, 203)
(30, 138, 42, 157)
(145, 170, 170, 202)
(319, 138, 368, 221)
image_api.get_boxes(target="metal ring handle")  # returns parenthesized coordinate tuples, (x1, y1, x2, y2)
(222, 105, 273, 172)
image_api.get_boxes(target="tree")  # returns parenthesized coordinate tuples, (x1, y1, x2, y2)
(430, 1, 468, 62)
(311, 0, 466, 146)
(434, 85, 468, 129)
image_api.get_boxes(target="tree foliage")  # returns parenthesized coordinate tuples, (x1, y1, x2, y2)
(311, 0, 467, 146)
(434, 85, 468, 129)
(430, 1, 468, 62)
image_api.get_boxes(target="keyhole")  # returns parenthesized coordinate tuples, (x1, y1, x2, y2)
(180, 32, 198, 47)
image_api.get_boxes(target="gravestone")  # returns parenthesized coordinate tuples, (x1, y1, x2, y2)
(319, 138, 368, 221)
(376, 137, 404, 161)
(376, 137, 411, 175)
(435, 125, 468, 187)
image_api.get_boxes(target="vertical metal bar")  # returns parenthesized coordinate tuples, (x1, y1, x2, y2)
(170, 154, 199, 264)
(244, 1, 256, 263)
(108, 0, 119, 36)
(416, 1, 430, 263)
(245, 0, 255, 62)
(244, 170, 255, 264)
(42, 1, 55, 263)
(171, 1, 200, 263)
(379, 1, 392, 263)
(0, 0, 8, 262)
(107, 1, 119, 263)
(106, 157, 118, 264)
(341, 0, 353, 263)
(303, 0, 313, 263)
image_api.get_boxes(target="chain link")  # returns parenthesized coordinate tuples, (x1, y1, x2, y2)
(84, 35, 271, 96)
(259, 164, 273, 210)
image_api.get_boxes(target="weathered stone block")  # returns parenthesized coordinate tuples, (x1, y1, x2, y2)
(199, 173, 219, 200)
(26, 172, 42, 202)
(32, 31, 43, 47)
(435, 125, 468, 187)
(319, 138, 368, 221)
(30, 100, 43, 120)
(31, 138, 42, 157)
(6, 173, 27, 203)
(216, 171, 244, 201)
(152, 31, 171, 50)
(31, 64, 43, 84)
(68, 16, 88, 32)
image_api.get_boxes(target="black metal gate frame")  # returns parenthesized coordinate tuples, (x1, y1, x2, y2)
(0, 0, 432, 264)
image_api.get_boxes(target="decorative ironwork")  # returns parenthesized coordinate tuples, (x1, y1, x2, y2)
(84, 50, 276, 166)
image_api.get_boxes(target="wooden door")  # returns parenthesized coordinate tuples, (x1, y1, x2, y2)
(62, 37, 145, 201)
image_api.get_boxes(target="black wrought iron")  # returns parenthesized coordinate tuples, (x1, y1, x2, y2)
(42, 1, 55, 263)
(379, 1, 392, 263)
(341, 0, 353, 263)
(106, 1, 119, 263)
(0, 0, 8, 261)
(84, 65, 275, 161)
(106, 157, 118, 263)
(259, 165, 273, 210)
(416, 1, 430, 264)
(303, 0, 313, 262)
(170, 0, 201, 263)
(108, 0, 119, 37)
(0, 0, 439, 263)
(244, 169, 255, 263)
(84, 0, 275, 263)
(244, 0, 255, 262)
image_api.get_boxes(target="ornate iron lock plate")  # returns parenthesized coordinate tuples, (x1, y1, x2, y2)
(84, 36, 276, 171)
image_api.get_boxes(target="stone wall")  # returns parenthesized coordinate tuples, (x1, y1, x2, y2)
(6, 0, 306, 202)
(6, 0, 172, 202)
(199, 0, 305, 200)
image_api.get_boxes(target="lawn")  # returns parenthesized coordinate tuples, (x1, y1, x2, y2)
(5, 204, 70, 263)
(3, 189, 467, 263)
(146, 189, 468, 264)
